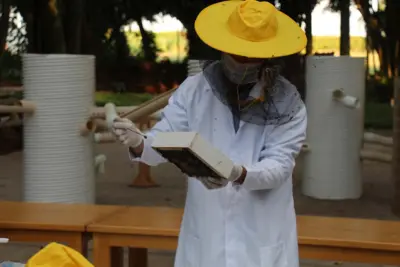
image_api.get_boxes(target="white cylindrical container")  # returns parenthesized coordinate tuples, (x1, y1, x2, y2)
(302, 56, 365, 200)
(187, 60, 204, 76)
(104, 103, 119, 128)
(23, 54, 95, 204)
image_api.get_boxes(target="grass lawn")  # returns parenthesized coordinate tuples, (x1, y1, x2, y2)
(95, 91, 153, 106)
(2, 91, 392, 129)
(365, 102, 393, 129)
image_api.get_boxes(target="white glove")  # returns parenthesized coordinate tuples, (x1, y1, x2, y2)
(197, 164, 244, 190)
(197, 176, 228, 190)
(228, 164, 243, 182)
(112, 118, 144, 148)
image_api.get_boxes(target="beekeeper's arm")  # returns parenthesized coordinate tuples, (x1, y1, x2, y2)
(112, 77, 192, 166)
(239, 99, 307, 191)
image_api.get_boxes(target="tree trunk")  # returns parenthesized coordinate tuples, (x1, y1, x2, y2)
(34, 0, 66, 53)
(80, 14, 94, 55)
(63, 0, 84, 54)
(0, 0, 10, 57)
(305, 3, 313, 55)
(390, 0, 400, 216)
(16, 1, 37, 53)
(385, 0, 400, 77)
(392, 77, 400, 216)
(136, 16, 156, 61)
(80, 3, 102, 56)
(339, 0, 350, 55)
(0, 0, 10, 84)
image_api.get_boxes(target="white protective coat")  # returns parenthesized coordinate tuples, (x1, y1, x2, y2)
(130, 73, 307, 267)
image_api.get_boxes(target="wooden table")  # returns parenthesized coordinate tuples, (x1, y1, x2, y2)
(0, 201, 126, 255)
(88, 206, 182, 267)
(89, 208, 400, 267)
(298, 216, 400, 265)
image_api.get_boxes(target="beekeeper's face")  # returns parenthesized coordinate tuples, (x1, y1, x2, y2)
(229, 54, 263, 64)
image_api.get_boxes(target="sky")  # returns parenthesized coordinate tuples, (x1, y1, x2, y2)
(126, 0, 379, 37)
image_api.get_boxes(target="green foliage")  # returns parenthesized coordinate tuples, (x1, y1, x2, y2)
(365, 75, 392, 103)
(328, 0, 400, 76)
(0, 50, 22, 82)
(363, 76, 393, 129)
(7, 6, 28, 54)
(125, 31, 187, 62)
(364, 102, 392, 129)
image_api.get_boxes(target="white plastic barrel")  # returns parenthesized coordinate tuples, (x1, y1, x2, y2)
(302, 56, 365, 200)
(23, 54, 95, 203)
(187, 60, 205, 76)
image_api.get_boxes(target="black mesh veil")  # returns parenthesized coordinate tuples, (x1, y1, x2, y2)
(202, 59, 303, 127)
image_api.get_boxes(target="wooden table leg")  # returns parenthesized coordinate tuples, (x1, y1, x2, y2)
(68, 233, 86, 255)
(129, 163, 159, 188)
(93, 234, 111, 267)
(111, 247, 124, 267)
(128, 248, 148, 267)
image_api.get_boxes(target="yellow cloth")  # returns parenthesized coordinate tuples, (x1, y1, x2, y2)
(26, 243, 93, 267)
(194, 0, 307, 58)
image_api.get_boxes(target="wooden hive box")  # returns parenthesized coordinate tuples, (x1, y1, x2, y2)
(151, 132, 234, 179)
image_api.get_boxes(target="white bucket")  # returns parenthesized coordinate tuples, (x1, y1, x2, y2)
(187, 60, 205, 76)
(23, 54, 95, 204)
(302, 56, 365, 200)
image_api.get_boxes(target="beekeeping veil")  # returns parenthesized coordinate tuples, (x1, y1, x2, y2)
(202, 57, 303, 130)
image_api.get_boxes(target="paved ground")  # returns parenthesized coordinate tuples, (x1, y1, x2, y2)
(0, 139, 398, 266)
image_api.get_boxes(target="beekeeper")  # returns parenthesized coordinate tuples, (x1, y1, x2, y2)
(112, 0, 307, 266)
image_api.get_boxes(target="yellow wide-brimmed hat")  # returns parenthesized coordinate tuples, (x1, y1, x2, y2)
(194, 0, 307, 58)
(26, 242, 93, 267)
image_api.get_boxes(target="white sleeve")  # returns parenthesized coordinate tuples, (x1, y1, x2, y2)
(241, 101, 307, 191)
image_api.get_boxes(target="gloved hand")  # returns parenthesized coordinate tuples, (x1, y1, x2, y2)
(197, 165, 244, 190)
(197, 176, 228, 190)
(111, 118, 144, 148)
(228, 164, 244, 182)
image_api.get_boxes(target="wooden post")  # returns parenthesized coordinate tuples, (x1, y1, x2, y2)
(129, 118, 159, 188)
(129, 162, 159, 188)
(392, 77, 400, 216)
